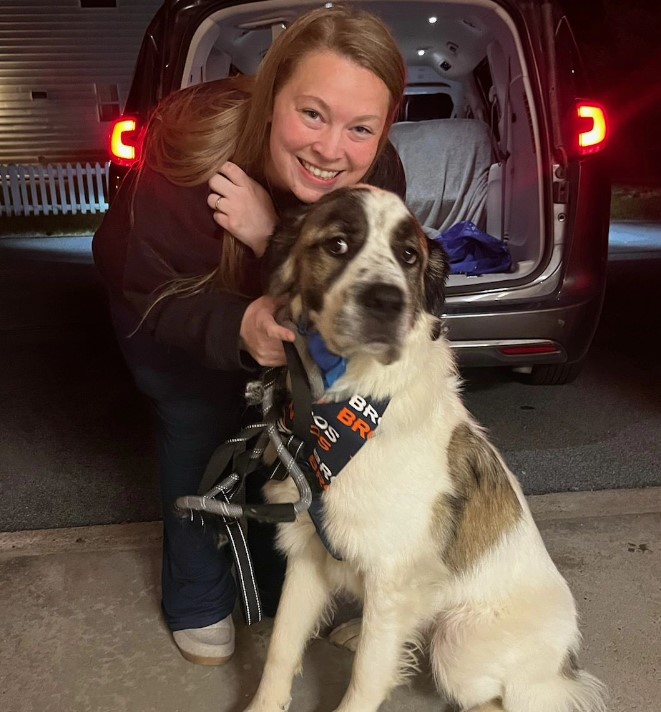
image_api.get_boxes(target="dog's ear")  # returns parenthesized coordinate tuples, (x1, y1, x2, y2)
(423, 236, 450, 322)
(263, 206, 312, 297)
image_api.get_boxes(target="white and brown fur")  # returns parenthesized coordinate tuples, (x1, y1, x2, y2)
(245, 186, 606, 712)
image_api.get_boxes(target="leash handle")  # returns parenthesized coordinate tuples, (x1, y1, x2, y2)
(244, 503, 297, 523)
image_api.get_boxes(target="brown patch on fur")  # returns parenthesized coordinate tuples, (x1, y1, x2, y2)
(432, 423, 522, 574)
(422, 227, 449, 321)
(267, 188, 370, 315)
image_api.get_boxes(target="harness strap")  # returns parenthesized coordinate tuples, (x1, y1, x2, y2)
(195, 422, 272, 626)
(268, 433, 305, 481)
(283, 341, 315, 443)
(218, 497, 262, 626)
(283, 342, 343, 559)
(197, 422, 266, 496)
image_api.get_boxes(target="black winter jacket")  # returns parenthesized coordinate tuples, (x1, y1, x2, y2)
(93, 125, 405, 373)
(93, 165, 262, 372)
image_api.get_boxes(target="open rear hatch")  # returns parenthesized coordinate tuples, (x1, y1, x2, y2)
(172, 0, 551, 294)
(115, 0, 605, 301)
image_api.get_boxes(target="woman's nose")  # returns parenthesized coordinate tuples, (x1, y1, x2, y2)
(311, 127, 344, 162)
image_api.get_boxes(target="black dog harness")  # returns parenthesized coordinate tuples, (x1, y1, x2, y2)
(176, 339, 389, 624)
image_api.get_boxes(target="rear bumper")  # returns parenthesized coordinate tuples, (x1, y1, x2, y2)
(444, 290, 604, 367)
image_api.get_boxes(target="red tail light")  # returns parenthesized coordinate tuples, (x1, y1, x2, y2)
(575, 101, 607, 155)
(498, 344, 561, 356)
(109, 116, 144, 166)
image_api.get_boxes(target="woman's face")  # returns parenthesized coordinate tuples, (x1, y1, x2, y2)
(266, 50, 391, 204)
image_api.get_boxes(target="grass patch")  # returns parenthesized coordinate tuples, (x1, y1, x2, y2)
(0, 213, 103, 238)
(610, 185, 661, 221)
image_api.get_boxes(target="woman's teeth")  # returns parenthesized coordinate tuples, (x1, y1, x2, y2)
(300, 159, 339, 181)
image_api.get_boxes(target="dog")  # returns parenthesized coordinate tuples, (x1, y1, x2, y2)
(245, 186, 606, 712)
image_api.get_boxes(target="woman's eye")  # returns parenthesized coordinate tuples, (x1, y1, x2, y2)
(401, 247, 418, 265)
(353, 125, 374, 136)
(303, 109, 321, 121)
(326, 237, 349, 256)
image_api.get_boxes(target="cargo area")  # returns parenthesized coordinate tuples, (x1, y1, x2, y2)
(180, 0, 547, 291)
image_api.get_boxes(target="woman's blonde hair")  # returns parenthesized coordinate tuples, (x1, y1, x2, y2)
(143, 4, 406, 295)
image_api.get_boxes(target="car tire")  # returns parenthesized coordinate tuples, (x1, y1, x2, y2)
(522, 361, 584, 386)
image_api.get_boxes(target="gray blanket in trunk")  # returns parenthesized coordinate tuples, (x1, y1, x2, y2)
(389, 118, 493, 233)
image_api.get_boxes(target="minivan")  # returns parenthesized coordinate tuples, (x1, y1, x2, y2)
(108, 0, 611, 384)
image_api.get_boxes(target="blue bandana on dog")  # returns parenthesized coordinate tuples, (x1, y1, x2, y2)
(301, 329, 347, 388)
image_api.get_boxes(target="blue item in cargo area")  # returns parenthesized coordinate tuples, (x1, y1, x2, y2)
(430, 220, 512, 275)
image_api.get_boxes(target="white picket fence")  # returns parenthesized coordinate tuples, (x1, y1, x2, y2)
(0, 162, 109, 217)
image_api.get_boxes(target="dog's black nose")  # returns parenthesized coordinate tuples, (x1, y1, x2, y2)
(359, 283, 405, 316)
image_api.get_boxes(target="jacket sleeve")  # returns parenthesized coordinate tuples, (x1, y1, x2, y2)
(120, 167, 259, 372)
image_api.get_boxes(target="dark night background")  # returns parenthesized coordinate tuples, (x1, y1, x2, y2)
(563, 0, 661, 186)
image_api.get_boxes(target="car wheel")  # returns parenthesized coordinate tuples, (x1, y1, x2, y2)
(522, 361, 584, 386)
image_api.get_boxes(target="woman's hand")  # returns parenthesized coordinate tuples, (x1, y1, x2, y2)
(208, 162, 277, 258)
(240, 296, 296, 367)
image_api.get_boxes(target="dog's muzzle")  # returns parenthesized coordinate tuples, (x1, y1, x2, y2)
(358, 282, 405, 318)
(350, 282, 410, 363)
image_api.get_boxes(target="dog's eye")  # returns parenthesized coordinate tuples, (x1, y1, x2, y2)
(326, 237, 349, 256)
(400, 247, 419, 265)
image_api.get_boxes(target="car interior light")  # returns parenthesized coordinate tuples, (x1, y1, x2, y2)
(428, 16, 438, 24)
(576, 102, 607, 154)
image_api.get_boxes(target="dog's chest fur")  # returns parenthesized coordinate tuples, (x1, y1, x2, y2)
(267, 323, 465, 572)
(264, 314, 549, 616)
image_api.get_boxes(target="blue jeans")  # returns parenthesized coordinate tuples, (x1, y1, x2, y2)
(109, 298, 245, 631)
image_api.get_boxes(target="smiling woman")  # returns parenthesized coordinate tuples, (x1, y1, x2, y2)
(91, 4, 407, 668)
(265, 51, 391, 203)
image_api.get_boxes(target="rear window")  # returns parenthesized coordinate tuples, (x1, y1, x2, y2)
(399, 91, 454, 121)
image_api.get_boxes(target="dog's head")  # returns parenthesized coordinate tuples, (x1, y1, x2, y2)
(267, 186, 449, 365)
